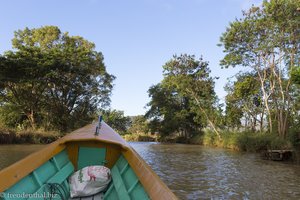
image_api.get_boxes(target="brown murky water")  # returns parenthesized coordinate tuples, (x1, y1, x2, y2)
(1, 143, 300, 199)
(0, 145, 44, 170)
(130, 142, 300, 200)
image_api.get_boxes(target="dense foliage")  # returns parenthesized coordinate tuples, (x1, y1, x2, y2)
(220, 0, 300, 138)
(0, 26, 115, 132)
(143, 0, 299, 146)
(127, 115, 149, 135)
(146, 54, 220, 139)
(224, 72, 262, 131)
(101, 109, 131, 135)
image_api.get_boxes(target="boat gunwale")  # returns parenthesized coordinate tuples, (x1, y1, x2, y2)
(0, 124, 130, 192)
(122, 146, 178, 200)
(0, 122, 177, 199)
(0, 140, 66, 192)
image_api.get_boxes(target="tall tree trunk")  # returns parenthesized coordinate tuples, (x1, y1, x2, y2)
(257, 55, 281, 134)
(193, 97, 221, 140)
(184, 88, 221, 140)
(257, 64, 274, 134)
(260, 109, 264, 133)
(271, 51, 291, 138)
(26, 110, 36, 129)
(252, 117, 257, 132)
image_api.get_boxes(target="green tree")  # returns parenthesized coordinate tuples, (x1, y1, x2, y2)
(291, 67, 300, 85)
(162, 54, 221, 139)
(224, 96, 243, 129)
(0, 51, 49, 129)
(146, 84, 190, 137)
(219, 0, 300, 137)
(101, 109, 131, 135)
(146, 83, 201, 138)
(290, 68, 300, 130)
(146, 54, 219, 139)
(0, 26, 115, 131)
(225, 72, 264, 131)
(128, 115, 149, 135)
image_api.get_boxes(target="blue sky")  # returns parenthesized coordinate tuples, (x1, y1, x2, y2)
(0, 0, 261, 116)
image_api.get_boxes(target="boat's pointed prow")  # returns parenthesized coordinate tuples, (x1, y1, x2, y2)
(0, 122, 178, 200)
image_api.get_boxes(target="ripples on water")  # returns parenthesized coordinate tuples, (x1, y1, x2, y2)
(130, 142, 300, 200)
(1, 143, 300, 199)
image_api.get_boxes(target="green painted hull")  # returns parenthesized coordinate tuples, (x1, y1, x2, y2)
(3, 147, 149, 200)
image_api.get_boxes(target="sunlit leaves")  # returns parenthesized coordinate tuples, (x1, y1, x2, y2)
(0, 26, 115, 131)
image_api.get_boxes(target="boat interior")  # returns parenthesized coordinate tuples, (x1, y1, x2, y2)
(4, 141, 150, 200)
(0, 123, 153, 200)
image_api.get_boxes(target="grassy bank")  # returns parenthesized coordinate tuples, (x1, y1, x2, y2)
(0, 127, 60, 144)
(123, 133, 157, 142)
(124, 129, 299, 153)
(190, 130, 298, 152)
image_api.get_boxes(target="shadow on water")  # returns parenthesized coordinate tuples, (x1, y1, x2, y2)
(130, 142, 300, 200)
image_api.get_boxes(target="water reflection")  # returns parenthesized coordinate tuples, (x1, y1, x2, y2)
(0, 145, 44, 170)
(130, 142, 300, 200)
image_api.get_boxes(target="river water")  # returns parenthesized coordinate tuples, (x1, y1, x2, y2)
(1, 143, 300, 199)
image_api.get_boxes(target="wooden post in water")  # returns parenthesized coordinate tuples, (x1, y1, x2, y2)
(261, 150, 293, 161)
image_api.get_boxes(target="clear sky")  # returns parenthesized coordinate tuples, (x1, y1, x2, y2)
(0, 0, 262, 116)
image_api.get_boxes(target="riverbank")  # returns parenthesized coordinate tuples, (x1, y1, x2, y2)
(192, 130, 298, 152)
(0, 128, 60, 144)
(123, 133, 157, 142)
(196, 130, 300, 163)
(2, 126, 299, 155)
(124, 130, 299, 152)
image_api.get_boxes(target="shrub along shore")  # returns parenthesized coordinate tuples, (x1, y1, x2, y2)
(124, 130, 299, 153)
(0, 127, 60, 144)
(190, 130, 298, 152)
(123, 130, 300, 164)
(1, 126, 299, 156)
